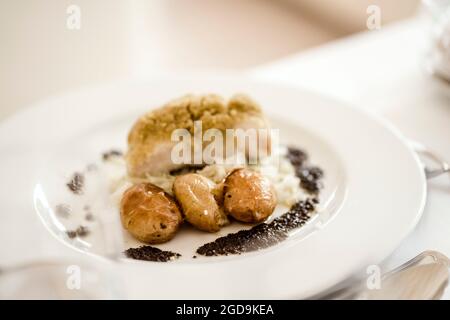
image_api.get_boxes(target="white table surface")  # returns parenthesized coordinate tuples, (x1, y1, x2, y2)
(1, 17, 448, 299)
(251, 18, 450, 297)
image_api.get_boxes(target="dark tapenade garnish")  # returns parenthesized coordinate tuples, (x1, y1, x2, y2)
(196, 198, 316, 256)
(125, 246, 181, 262)
(287, 146, 324, 194)
(102, 149, 123, 161)
(66, 172, 84, 195)
(66, 225, 90, 239)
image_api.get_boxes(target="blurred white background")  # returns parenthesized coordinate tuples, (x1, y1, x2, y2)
(0, 0, 420, 120)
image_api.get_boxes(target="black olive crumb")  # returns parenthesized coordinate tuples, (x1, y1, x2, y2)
(286, 146, 308, 166)
(196, 198, 317, 257)
(125, 246, 181, 262)
(66, 225, 90, 239)
(76, 225, 90, 237)
(66, 172, 84, 195)
(102, 149, 123, 161)
(287, 147, 324, 194)
(66, 230, 77, 239)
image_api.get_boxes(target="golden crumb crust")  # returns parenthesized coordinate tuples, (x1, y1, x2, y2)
(127, 94, 263, 143)
(126, 94, 267, 177)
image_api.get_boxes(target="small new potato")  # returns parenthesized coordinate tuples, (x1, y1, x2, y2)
(120, 183, 182, 244)
(173, 174, 229, 232)
(224, 168, 277, 223)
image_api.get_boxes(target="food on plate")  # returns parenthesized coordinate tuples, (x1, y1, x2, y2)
(66, 225, 90, 239)
(173, 173, 228, 232)
(223, 168, 277, 223)
(124, 245, 181, 262)
(286, 146, 323, 193)
(126, 94, 271, 177)
(66, 172, 84, 195)
(56, 92, 326, 260)
(197, 198, 317, 256)
(120, 183, 183, 244)
(99, 93, 324, 253)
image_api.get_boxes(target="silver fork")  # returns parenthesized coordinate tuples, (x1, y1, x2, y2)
(322, 250, 450, 300)
(410, 141, 450, 179)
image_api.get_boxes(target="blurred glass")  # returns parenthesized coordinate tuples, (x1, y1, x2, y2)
(423, 0, 450, 81)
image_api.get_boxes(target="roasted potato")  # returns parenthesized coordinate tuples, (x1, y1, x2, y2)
(120, 183, 182, 244)
(223, 168, 277, 223)
(173, 174, 228, 232)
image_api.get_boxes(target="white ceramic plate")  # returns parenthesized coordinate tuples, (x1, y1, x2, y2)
(0, 75, 426, 299)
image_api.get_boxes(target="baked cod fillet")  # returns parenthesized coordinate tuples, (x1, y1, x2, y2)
(126, 94, 271, 177)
